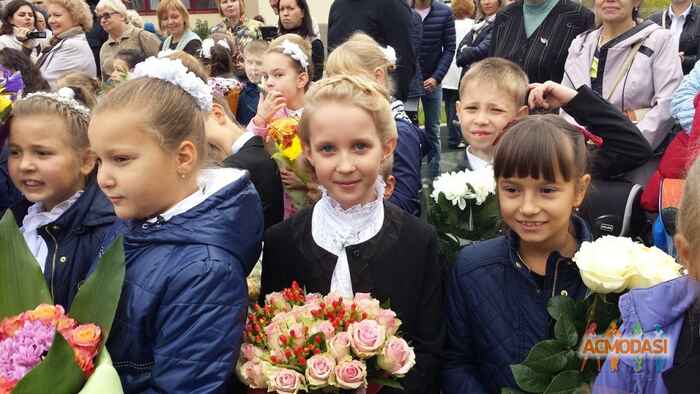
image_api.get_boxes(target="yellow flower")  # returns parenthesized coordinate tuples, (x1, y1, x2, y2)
(268, 117, 301, 160)
(282, 135, 303, 161)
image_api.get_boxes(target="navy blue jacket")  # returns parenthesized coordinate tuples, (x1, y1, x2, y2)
(442, 216, 591, 393)
(236, 80, 260, 127)
(390, 101, 424, 216)
(11, 178, 116, 310)
(104, 170, 263, 394)
(408, 9, 425, 100)
(456, 19, 494, 78)
(0, 147, 21, 214)
(418, 1, 456, 83)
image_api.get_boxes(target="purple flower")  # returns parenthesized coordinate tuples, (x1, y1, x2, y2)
(0, 320, 55, 382)
(0, 67, 24, 95)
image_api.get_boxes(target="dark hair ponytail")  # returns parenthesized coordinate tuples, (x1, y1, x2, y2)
(209, 43, 233, 77)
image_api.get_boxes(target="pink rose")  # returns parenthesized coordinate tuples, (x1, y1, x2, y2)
(328, 332, 351, 361)
(376, 309, 402, 337)
(323, 293, 343, 306)
(266, 367, 305, 394)
(348, 320, 386, 358)
(305, 353, 336, 388)
(270, 348, 288, 364)
(305, 293, 323, 304)
(334, 359, 367, 390)
(377, 336, 416, 376)
(287, 322, 306, 347)
(266, 292, 291, 312)
(236, 360, 267, 389)
(264, 321, 284, 350)
(240, 343, 264, 362)
(353, 293, 372, 302)
(309, 321, 335, 340)
(354, 298, 381, 320)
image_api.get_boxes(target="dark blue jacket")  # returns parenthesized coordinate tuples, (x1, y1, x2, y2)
(236, 80, 260, 126)
(408, 9, 424, 100)
(418, 1, 456, 83)
(11, 178, 116, 310)
(0, 147, 21, 214)
(104, 169, 263, 394)
(456, 18, 494, 77)
(442, 216, 591, 393)
(390, 101, 424, 216)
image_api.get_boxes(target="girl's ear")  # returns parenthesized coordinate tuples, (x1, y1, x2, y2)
(211, 103, 228, 126)
(302, 143, 313, 167)
(516, 105, 529, 119)
(80, 149, 97, 177)
(176, 140, 198, 177)
(297, 70, 310, 91)
(373, 67, 386, 86)
(573, 174, 592, 208)
(675, 233, 695, 278)
(382, 137, 397, 161)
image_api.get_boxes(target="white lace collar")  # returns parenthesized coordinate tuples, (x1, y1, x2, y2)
(311, 178, 386, 298)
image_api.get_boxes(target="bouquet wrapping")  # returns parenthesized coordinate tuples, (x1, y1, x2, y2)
(237, 282, 415, 393)
(0, 211, 125, 393)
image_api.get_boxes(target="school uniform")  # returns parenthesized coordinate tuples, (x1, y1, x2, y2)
(236, 79, 260, 127)
(261, 185, 446, 394)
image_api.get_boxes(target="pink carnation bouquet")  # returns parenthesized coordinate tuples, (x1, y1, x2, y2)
(237, 282, 415, 394)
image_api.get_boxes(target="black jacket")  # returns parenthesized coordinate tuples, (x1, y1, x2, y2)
(650, 5, 700, 74)
(456, 19, 494, 79)
(11, 178, 116, 310)
(261, 202, 446, 394)
(418, 0, 456, 82)
(222, 135, 283, 230)
(328, 0, 416, 101)
(490, 0, 594, 84)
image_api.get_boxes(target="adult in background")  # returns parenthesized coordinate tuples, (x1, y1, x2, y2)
(269, 0, 278, 15)
(157, 0, 201, 57)
(0, 0, 42, 61)
(404, 2, 424, 125)
(650, 0, 700, 74)
(456, 0, 500, 78)
(38, 0, 96, 87)
(443, 0, 475, 149)
(490, 0, 593, 84)
(328, 0, 415, 102)
(277, 0, 323, 81)
(96, 0, 159, 79)
(211, 0, 262, 74)
(34, 7, 52, 40)
(561, 0, 682, 184)
(414, 0, 455, 178)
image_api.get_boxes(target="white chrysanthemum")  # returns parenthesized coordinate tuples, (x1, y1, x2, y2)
(431, 166, 496, 209)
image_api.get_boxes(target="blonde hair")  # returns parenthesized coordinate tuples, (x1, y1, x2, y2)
(244, 39, 268, 56)
(300, 75, 397, 146)
(157, 0, 191, 32)
(267, 33, 312, 86)
(324, 33, 395, 93)
(452, 0, 476, 19)
(217, 0, 245, 21)
(56, 72, 100, 109)
(679, 157, 700, 260)
(94, 77, 207, 165)
(46, 0, 92, 32)
(11, 93, 90, 151)
(459, 57, 529, 106)
(126, 9, 143, 28)
(95, 0, 127, 18)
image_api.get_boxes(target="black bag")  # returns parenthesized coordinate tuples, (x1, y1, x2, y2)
(578, 179, 644, 239)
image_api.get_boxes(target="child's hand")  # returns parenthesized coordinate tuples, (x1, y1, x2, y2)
(255, 90, 286, 125)
(280, 168, 306, 190)
(528, 81, 578, 111)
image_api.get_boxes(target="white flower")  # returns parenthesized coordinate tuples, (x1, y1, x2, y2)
(131, 56, 213, 112)
(430, 166, 496, 210)
(573, 236, 683, 294)
(381, 46, 397, 66)
(200, 38, 231, 59)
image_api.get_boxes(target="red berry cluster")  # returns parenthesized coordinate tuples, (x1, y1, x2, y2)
(282, 281, 306, 306)
(269, 329, 326, 369)
(310, 298, 368, 332)
(245, 304, 274, 348)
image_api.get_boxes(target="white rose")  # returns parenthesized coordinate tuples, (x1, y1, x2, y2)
(573, 236, 637, 293)
(628, 245, 683, 289)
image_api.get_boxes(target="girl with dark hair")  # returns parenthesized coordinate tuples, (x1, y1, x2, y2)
(0, 48, 50, 93)
(277, 0, 324, 80)
(0, 0, 42, 61)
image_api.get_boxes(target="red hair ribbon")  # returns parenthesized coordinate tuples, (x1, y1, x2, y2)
(576, 126, 604, 147)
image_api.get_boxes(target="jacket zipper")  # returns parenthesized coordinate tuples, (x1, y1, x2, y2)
(551, 258, 562, 298)
(45, 226, 59, 299)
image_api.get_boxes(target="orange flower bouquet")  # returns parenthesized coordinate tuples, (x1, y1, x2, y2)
(267, 117, 312, 212)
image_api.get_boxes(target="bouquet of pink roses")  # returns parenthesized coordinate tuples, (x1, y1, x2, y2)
(236, 282, 415, 394)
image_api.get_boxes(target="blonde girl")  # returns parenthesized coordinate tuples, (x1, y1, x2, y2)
(260, 75, 444, 394)
(88, 56, 263, 392)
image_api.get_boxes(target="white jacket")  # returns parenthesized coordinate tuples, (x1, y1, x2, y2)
(39, 33, 96, 88)
(0, 34, 42, 62)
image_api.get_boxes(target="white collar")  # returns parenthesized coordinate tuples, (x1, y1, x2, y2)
(669, 4, 692, 18)
(231, 131, 256, 155)
(287, 107, 304, 118)
(311, 178, 386, 299)
(466, 146, 491, 170)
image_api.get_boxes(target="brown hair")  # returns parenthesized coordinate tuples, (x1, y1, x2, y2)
(267, 33, 312, 88)
(156, 0, 191, 32)
(46, 0, 93, 32)
(494, 115, 589, 183)
(324, 32, 396, 93)
(56, 72, 100, 109)
(459, 58, 529, 107)
(11, 93, 90, 150)
(93, 76, 207, 165)
(244, 39, 268, 56)
(166, 51, 208, 82)
(300, 75, 397, 146)
(678, 157, 700, 258)
(452, 0, 476, 19)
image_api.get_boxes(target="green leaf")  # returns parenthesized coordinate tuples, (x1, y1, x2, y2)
(554, 317, 579, 348)
(501, 388, 527, 394)
(523, 340, 574, 374)
(368, 377, 403, 389)
(0, 210, 52, 320)
(305, 332, 327, 353)
(511, 364, 552, 393)
(13, 333, 85, 394)
(69, 237, 126, 341)
(548, 296, 576, 321)
(543, 370, 584, 394)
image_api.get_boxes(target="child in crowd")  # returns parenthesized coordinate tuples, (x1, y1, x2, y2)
(261, 75, 444, 394)
(205, 95, 284, 229)
(442, 78, 654, 393)
(109, 48, 145, 83)
(248, 33, 312, 217)
(236, 39, 266, 127)
(199, 36, 234, 78)
(88, 57, 263, 392)
(6, 85, 115, 309)
(325, 32, 424, 216)
(56, 72, 100, 108)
